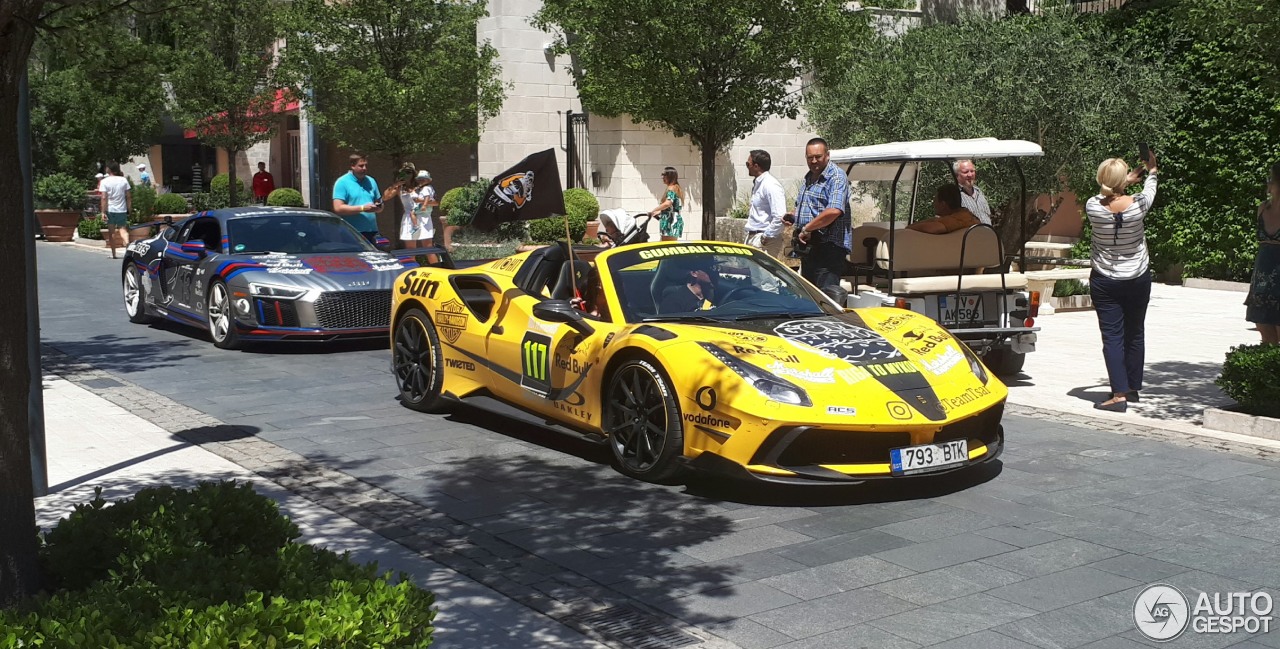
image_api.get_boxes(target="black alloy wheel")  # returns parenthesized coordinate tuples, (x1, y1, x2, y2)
(605, 359, 684, 483)
(393, 308, 446, 412)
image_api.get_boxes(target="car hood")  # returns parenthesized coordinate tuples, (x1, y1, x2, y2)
(214, 251, 414, 291)
(642, 308, 1005, 422)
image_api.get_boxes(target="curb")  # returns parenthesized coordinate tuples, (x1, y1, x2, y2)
(1183, 277, 1249, 293)
(1203, 408, 1280, 442)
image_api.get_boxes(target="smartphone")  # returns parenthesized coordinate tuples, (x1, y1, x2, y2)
(1138, 142, 1151, 164)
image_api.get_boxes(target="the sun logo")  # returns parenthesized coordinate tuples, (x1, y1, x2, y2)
(494, 171, 535, 209)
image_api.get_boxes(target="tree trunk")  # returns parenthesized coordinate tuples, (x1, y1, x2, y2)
(0, 0, 46, 608)
(700, 144, 716, 241)
(227, 148, 240, 207)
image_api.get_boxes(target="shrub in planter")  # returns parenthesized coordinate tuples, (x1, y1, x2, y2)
(35, 173, 89, 211)
(438, 187, 466, 225)
(1052, 278, 1090, 297)
(190, 192, 213, 212)
(1216, 344, 1280, 418)
(267, 187, 305, 207)
(130, 184, 157, 225)
(154, 193, 191, 215)
(5, 482, 436, 647)
(527, 214, 587, 244)
(563, 187, 599, 222)
(77, 218, 104, 240)
(442, 178, 490, 227)
(209, 173, 247, 209)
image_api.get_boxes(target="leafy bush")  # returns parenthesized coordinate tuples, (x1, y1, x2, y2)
(563, 187, 599, 221)
(130, 184, 157, 225)
(442, 178, 490, 227)
(209, 173, 247, 209)
(190, 192, 213, 212)
(1217, 344, 1280, 417)
(267, 187, 305, 207)
(525, 188, 597, 243)
(4, 482, 436, 647)
(35, 173, 89, 211)
(1052, 278, 1089, 297)
(154, 193, 191, 215)
(438, 187, 466, 224)
(77, 218, 103, 240)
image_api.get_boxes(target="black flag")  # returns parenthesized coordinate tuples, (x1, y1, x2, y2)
(471, 149, 567, 231)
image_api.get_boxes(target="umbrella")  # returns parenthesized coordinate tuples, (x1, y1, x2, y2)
(471, 148, 566, 231)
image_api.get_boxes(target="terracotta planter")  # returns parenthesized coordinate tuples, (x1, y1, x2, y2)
(100, 227, 128, 249)
(585, 220, 600, 241)
(36, 210, 82, 242)
(443, 225, 463, 249)
(128, 225, 154, 242)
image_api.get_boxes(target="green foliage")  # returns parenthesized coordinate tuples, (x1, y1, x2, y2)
(77, 218, 103, 240)
(130, 184, 157, 225)
(288, 0, 504, 160)
(563, 187, 599, 221)
(209, 174, 246, 209)
(451, 238, 522, 261)
(527, 189, 598, 242)
(1070, 217, 1093, 261)
(806, 7, 1181, 262)
(533, 0, 869, 230)
(191, 192, 213, 212)
(1113, 0, 1280, 281)
(166, 0, 295, 166)
(35, 173, 89, 211)
(1217, 344, 1280, 417)
(27, 11, 166, 178)
(267, 187, 305, 207)
(442, 179, 489, 227)
(154, 193, 191, 215)
(2, 482, 436, 647)
(1052, 278, 1089, 297)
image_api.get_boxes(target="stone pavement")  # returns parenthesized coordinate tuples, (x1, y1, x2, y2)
(33, 239, 1280, 648)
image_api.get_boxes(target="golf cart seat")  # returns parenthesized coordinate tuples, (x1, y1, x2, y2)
(851, 223, 1003, 272)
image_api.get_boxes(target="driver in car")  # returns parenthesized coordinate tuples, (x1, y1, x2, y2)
(659, 257, 718, 313)
(569, 266, 611, 320)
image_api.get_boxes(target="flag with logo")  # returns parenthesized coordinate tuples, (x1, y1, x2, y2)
(471, 149, 567, 231)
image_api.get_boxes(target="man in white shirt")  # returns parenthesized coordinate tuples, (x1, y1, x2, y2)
(743, 149, 786, 258)
(954, 159, 992, 225)
(99, 163, 132, 259)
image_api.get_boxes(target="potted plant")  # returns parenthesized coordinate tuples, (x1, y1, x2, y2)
(35, 173, 90, 242)
(564, 188, 600, 242)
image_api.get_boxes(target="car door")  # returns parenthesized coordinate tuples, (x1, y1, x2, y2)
(484, 292, 603, 428)
(160, 217, 218, 312)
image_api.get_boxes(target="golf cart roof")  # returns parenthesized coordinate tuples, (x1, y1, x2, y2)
(829, 138, 1044, 164)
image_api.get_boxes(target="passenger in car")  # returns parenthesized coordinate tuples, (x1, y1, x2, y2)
(906, 184, 979, 234)
(570, 266, 610, 320)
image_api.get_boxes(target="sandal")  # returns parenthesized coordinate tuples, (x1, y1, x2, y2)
(1094, 397, 1128, 412)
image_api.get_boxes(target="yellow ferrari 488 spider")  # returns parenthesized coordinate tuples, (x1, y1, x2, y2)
(391, 240, 1005, 484)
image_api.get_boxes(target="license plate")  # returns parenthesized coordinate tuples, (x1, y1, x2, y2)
(890, 440, 969, 475)
(939, 294, 983, 323)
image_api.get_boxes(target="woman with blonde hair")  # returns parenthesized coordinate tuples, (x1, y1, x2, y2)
(1084, 151, 1158, 412)
(1246, 162, 1280, 344)
(648, 166, 684, 241)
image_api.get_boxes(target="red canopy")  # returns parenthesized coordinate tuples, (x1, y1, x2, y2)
(184, 89, 299, 139)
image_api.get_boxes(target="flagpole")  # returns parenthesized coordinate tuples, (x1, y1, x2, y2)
(564, 215, 579, 298)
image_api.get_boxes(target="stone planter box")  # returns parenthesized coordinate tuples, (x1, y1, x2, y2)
(1204, 407, 1280, 442)
(1048, 293, 1093, 312)
(100, 227, 128, 249)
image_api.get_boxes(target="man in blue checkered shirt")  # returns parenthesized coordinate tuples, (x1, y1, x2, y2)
(785, 137, 852, 297)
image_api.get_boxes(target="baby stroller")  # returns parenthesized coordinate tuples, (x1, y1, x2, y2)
(598, 209, 652, 248)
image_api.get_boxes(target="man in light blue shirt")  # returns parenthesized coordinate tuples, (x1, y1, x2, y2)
(787, 137, 851, 296)
(332, 152, 386, 244)
(743, 149, 786, 258)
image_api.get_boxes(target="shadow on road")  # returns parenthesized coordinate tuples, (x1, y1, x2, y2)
(44, 334, 203, 374)
(1067, 359, 1230, 423)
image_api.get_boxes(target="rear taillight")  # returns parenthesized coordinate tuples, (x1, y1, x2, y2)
(894, 298, 910, 310)
(1024, 317, 1035, 328)
(1029, 291, 1040, 318)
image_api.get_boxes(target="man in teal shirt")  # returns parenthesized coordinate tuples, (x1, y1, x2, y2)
(332, 153, 386, 244)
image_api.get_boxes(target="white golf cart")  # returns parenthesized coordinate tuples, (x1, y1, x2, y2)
(829, 138, 1042, 376)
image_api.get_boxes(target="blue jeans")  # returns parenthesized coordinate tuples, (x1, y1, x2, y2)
(1090, 269, 1151, 394)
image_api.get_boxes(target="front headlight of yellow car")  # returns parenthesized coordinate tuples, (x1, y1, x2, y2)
(961, 343, 990, 384)
(698, 342, 812, 407)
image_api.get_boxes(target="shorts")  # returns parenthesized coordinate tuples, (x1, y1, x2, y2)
(106, 212, 128, 227)
(400, 212, 435, 241)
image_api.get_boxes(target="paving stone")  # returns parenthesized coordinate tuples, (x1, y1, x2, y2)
(1029, 518, 1176, 556)
(873, 509, 1005, 543)
(928, 491, 1063, 525)
(759, 556, 915, 600)
(981, 538, 1123, 578)
(773, 623, 923, 649)
(868, 593, 1039, 645)
(976, 525, 1065, 549)
(777, 508, 914, 539)
(993, 588, 1140, 649)
(681, 525, 814, 563)
(871, 561, 1029, 606)
(986, 567, 1140, 612)
(774, 529, 916, 568)
(874, 534, 1019, 572)
(700, 618, 796, 649)
(927, 630, 1043, 649)
(1075, 637, 1158, 649)
(749, 588, 917, 639)
(655, 581, 803, 622)
(1091, 554, 1187, 582)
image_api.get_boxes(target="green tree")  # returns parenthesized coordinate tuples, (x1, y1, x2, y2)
(27, 14, 166, 177)
(288, 0, 504, 163)
(806, 7, 1181, 262)
(532, 0, 868, 240)
(166, 0, 295, 208)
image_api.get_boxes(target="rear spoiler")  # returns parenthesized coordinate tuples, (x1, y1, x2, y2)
(390, 246, 456, 270)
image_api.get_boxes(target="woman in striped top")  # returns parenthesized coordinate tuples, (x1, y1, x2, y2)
(1085, 153, 1158, 412)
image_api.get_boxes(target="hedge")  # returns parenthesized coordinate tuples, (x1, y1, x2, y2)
(267, 188, 306, 207)
(1217, 344, 1280, 418)
(153, 193, 190, 215)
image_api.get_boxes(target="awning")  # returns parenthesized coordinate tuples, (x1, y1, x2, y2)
(184, 89, 300, 139)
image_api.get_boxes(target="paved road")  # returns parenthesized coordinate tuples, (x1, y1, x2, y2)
(38, 242, 1280, 649)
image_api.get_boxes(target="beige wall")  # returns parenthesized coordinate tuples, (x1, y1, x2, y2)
(479, 0, 818, 242)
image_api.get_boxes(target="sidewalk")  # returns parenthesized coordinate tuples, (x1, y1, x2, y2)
(35, 375, 607, 649)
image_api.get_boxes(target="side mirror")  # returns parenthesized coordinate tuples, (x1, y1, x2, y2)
(532, 299, 595, 337)
(179, 241, 207, 258)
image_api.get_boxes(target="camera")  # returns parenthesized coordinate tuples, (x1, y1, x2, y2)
(789, 227, 821, 258)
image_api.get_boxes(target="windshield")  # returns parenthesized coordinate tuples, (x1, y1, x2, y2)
(605, 243, 841, 323)
(226, 214, 375, 255)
